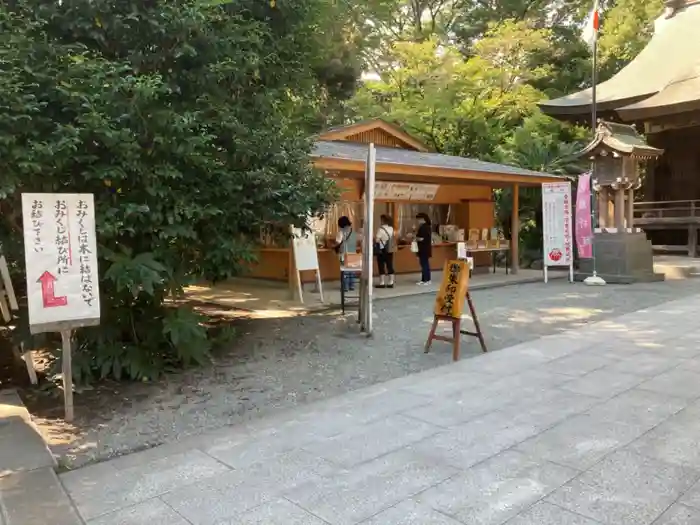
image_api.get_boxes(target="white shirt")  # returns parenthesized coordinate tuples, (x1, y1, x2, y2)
(375, 225, 394, 249)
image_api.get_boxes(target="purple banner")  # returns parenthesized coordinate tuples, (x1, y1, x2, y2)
(576, 172, 593, 258)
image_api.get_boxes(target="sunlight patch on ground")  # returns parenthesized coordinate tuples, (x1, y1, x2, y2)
(504, 307, 605, 326)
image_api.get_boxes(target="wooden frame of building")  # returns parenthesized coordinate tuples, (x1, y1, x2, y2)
(247, 119, 567, 286)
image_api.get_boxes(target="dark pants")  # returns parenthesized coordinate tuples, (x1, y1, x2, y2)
(418, 252, 431, 282)
(377, 252, 395, 275)
(342, 272, 356, 291)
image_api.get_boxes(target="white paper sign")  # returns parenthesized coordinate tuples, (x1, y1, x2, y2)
(372, 182, 439, 201)
(408, 183, 439, 201)
(291, 228, 319, 272)
(22, 193, 101, 333)
(457, 242, 467, 259)
(542, 182, 573, 267)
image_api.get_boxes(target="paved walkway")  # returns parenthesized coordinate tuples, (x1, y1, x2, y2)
(60, 295, 700, 525)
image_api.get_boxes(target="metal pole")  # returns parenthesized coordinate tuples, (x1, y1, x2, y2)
(590, 34, 598, 277)
(584, 26, 606, 285)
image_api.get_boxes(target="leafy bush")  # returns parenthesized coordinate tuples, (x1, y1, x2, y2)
(0, 0, 336, 382)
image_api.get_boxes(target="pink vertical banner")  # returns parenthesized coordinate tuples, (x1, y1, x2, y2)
(576, 172, 593, 258)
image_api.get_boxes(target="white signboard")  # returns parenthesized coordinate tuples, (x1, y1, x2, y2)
(291, 228, 319, 272)
(22, 193, 101, 333)
(408, 183, 439, 201)
(542, 182, 574, 282)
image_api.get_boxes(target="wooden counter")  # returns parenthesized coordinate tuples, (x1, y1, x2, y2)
(248, 244, 492, 283)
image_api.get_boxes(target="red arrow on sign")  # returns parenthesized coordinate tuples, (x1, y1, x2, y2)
(37, 271, 68, 308)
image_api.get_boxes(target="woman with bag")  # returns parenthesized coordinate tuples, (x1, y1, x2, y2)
(374, 214, 396, 288)
(334, 216, 357, 292)
(414, 212, 432, 285)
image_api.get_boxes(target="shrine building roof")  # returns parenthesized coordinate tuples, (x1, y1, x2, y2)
(539, 1, 700, 120)
(579, 121, 664, 159)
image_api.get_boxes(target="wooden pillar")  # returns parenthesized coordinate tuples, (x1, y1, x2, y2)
(647, 159, 656, 201)
(626, 188, 635, 229)
(389, 202, 398, 231)
(614, 189, 625, 230)
(689, 226, 698, 258)
(511, 184, 519, 274)
(597, 190, 606, 228)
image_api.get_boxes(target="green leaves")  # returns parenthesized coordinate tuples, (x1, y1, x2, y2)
(0, 0, 335, 382)
(163, 308, 211, 367)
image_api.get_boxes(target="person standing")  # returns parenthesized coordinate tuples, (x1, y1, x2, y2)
(375, 214, 396, 288)
(335, 215, 357, 291)
(415, 212, 432, 285)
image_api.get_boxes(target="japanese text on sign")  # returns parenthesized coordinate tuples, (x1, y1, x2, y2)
(433, 260, 470, 319)
(21, 193, 101, 333)
(542, 182, 573, 267)
(575, 172, 594, 258)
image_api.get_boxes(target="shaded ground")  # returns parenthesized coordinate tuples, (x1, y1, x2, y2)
(17, 278, 700, 468)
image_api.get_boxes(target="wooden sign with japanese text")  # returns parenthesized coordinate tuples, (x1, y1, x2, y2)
(21, 193, 101, 334)
(433, 260, 470, 319)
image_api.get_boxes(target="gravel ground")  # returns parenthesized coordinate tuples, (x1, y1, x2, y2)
(24, 278, 700, 468)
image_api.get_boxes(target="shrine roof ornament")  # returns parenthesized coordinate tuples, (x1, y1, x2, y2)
(578, 121, 664, 160)
(539, 1, 700, 119)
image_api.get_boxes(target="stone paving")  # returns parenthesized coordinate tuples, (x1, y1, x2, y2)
(60, 294, 700, 525)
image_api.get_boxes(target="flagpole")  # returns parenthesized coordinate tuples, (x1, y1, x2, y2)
(584, 8, 606, 286)
(591, 33, 598, 278)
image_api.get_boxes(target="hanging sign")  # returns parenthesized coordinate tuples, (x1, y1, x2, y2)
(575, 172, 594, 258)
(373, 182, 439, 201)
(21, 193, 101, 334)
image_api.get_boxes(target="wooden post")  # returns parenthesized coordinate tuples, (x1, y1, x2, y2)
(614, 189, 625, 230)
(510, 184, 519, 274)
(626, 189, 635, 229)
(597, 190, 607, 228)
(287, 246, 295, 299)
(21, 343, 38, 386)
(689, 226, 698, 258)
(60, 330, 74, 422)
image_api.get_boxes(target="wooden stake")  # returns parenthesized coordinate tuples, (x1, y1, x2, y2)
(21, 342, 38, 385)
(60, 330, 74, 422)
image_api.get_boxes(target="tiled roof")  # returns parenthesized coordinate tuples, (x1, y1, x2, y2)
(579, 121, 663, 158)
(311, 140, 563, 179)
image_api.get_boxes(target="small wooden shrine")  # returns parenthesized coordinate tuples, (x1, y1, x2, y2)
(575, 121, 664, 283)
(579, 121, 663, 231)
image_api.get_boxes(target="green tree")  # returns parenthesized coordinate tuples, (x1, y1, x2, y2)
(0, 0, 335, 381)
(348, 20, 555, 159)
(495, 114, 588, 255)
(597, 0, 664, 81)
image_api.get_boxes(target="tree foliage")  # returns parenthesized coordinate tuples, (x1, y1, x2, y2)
(0, 0, 671, 382)
(0, 0, 336, 381)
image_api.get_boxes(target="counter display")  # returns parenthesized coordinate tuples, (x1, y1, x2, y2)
(250, 241, 497, 283)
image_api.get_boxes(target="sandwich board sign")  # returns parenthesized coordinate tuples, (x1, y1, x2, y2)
(21, 193, 101, 421)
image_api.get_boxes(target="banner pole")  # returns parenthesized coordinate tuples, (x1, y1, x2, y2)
(584, 27, 606, 286)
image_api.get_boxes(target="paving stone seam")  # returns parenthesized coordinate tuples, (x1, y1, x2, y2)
(158, 495, 197, 525)
(279, 495, 334, 525)
(650, 500, 699, 525)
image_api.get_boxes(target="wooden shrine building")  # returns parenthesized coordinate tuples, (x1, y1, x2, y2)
(540, 0, 700, 256)
(247, 119, 567, 285)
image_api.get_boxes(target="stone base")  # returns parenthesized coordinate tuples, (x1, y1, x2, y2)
(576, 232, 665, 284)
